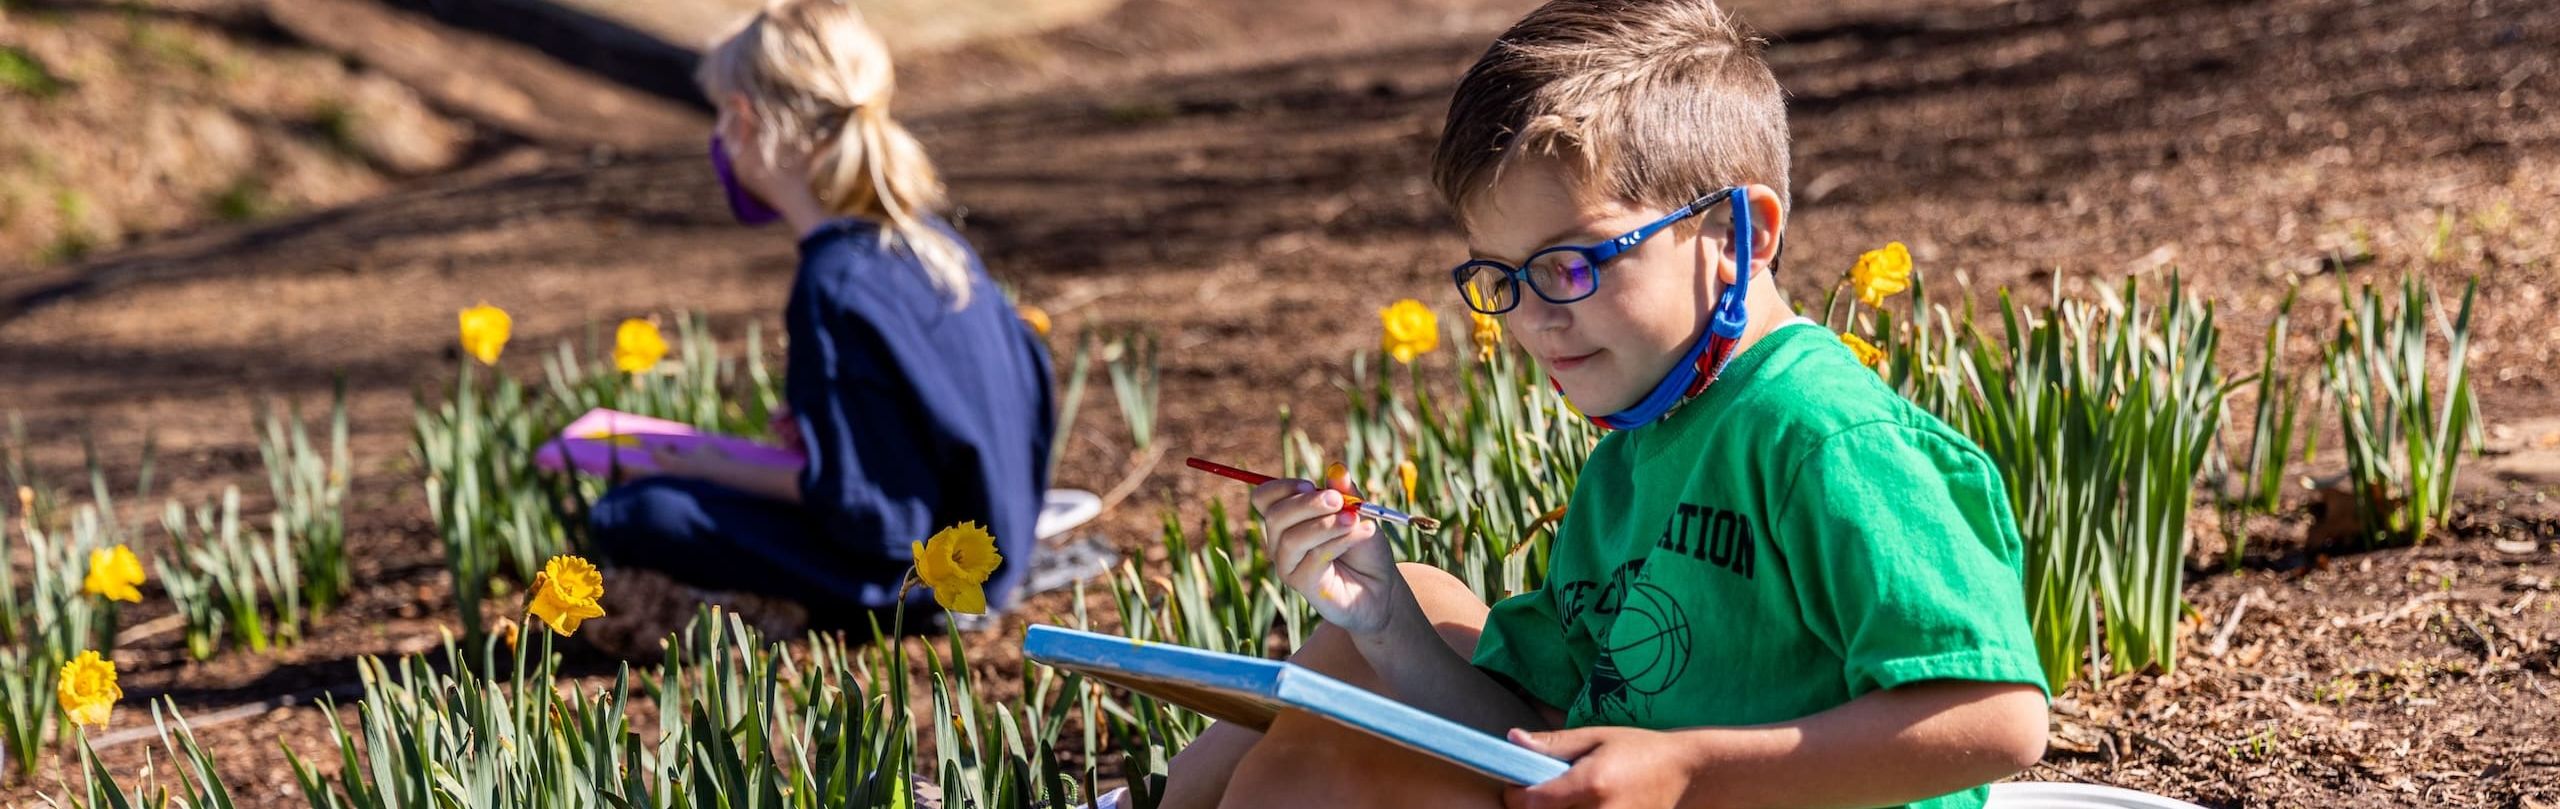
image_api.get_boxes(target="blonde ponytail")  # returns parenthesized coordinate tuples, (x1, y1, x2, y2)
(700, 0, 975, 308)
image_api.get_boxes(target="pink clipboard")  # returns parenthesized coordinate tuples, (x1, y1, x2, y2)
(534, 409, 806, 477)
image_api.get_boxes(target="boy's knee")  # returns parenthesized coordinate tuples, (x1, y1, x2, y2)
(1228, 709, 1504, 809)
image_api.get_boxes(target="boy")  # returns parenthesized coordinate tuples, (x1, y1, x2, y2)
(1159, 1, 2049, 808)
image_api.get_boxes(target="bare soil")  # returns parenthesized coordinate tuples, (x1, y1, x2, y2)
(3, 0, 2559, 804)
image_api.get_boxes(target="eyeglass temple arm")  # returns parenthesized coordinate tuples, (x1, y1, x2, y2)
(1588, 192, 1729, 264)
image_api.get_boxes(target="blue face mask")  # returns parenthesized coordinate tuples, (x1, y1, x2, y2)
(709, 133, 781, 226)
(1585, 187, 1758, 430)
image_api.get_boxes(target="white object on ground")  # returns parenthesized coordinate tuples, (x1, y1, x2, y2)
(1082, 786, 1128, 809)
(1987, 782, 2207, 809)
(1026, 534, 1120, 596)
(1037, 489, 1103, 540)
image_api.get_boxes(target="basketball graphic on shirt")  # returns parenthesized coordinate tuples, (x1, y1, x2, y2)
(1602, 581, 1692, 697)
(1590, 558, 1646, 616)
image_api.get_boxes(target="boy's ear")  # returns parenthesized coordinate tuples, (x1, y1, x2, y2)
(1707, 184, 1787, 286)
(1743, 184, 1784, 265)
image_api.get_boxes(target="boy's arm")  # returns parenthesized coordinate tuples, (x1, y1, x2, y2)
(1253, 471, 1558, 737)
(1351, 573, 1558, 736)
(1507, 679, 2048, 809)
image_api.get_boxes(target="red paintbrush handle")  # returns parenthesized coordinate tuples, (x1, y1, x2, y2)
(1185, 457, 1277, 486)
(1185, 457, 1371, 513)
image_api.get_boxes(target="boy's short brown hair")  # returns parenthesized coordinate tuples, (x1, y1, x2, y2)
(1432, 0, 1790, 225)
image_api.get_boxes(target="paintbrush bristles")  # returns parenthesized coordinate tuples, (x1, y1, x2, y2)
(1409, 516, 1442, 532)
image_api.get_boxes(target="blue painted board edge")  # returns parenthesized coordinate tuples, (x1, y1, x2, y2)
(1271, 666, 1571, 786)
(1024, 625, 1287, 696)
(1024, 625, 1569, 786)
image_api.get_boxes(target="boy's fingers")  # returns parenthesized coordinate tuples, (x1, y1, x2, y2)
(1269, 512, 1353, 584)
(1507, 776, 1592, 809)
(1508, 727, 1606, 760)
(1261, 489, 1346, 530)
(1282, 523, 1370, 588)
(1250, 479, 1316, 514)
(1321, 463, 1360, 497)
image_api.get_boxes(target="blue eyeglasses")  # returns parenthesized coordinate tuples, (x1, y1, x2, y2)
(1451, 190, 1733, 315)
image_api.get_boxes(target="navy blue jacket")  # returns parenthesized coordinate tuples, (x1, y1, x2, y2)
(786, 218, 1053, 612)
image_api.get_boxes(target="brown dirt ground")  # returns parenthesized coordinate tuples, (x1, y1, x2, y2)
(0, 0, 705, 268)
(4, 0, 2559, 805)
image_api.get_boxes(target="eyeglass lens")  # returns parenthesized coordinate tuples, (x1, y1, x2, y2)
(1461, 248, 1602, 313)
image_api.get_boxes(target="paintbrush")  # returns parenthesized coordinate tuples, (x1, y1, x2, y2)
(1184, 457, 1443, 532)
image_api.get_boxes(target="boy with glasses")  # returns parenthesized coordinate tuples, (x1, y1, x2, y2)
(1157, 1, 2051, 808)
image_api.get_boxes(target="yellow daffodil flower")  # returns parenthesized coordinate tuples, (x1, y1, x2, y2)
(1840, 332, 1886, 370)
(1849, 242, 1912, 307)
(458, 304, 512, 366)
(912, 521, 1002, 614)
(1398, 460, 1418, 502)
(1379, 299, 1439, 365)
(1469, 311, 1502, 362)
(83, 544, 145, 603)
(613, 318, 668, 375)
(1017, 304, 1052, 337)
(528, 555, 607, 636)
(58, 651, 120, 728)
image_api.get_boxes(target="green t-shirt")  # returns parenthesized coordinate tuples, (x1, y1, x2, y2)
(1472, 322, 2047, 809)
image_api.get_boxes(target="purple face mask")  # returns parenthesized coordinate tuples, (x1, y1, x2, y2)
(709, 133, 781, 226)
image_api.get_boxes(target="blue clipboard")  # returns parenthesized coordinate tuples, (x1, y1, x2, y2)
(1024, 625, 1570, 786)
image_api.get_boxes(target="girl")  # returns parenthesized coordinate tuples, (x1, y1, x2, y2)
(589, 0, 1054, 639)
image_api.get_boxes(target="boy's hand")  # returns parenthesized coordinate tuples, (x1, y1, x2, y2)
(1504, 727, 1705, 809)
(1251, 464, 1400, 635)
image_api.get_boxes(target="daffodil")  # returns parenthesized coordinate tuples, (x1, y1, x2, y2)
(83, 544, 145, 603)
(613, 318, 668, 375)
(458, 304, 512, 366)
(58, 651, 119, 728)
(1840, 332, 1886, 370)
(911, 521, 1002, 614)
(1468, 311, 1502, 362)
(527, 555, 606, 636)
(1379, 299, 1439, 364)
(1017, 304, 1052, 337)
(1398, 460, 1418, 502)
(1848, 242, 1912, 307)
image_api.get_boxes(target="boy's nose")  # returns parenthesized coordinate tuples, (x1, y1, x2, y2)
(1512, 294, 1571, 333)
